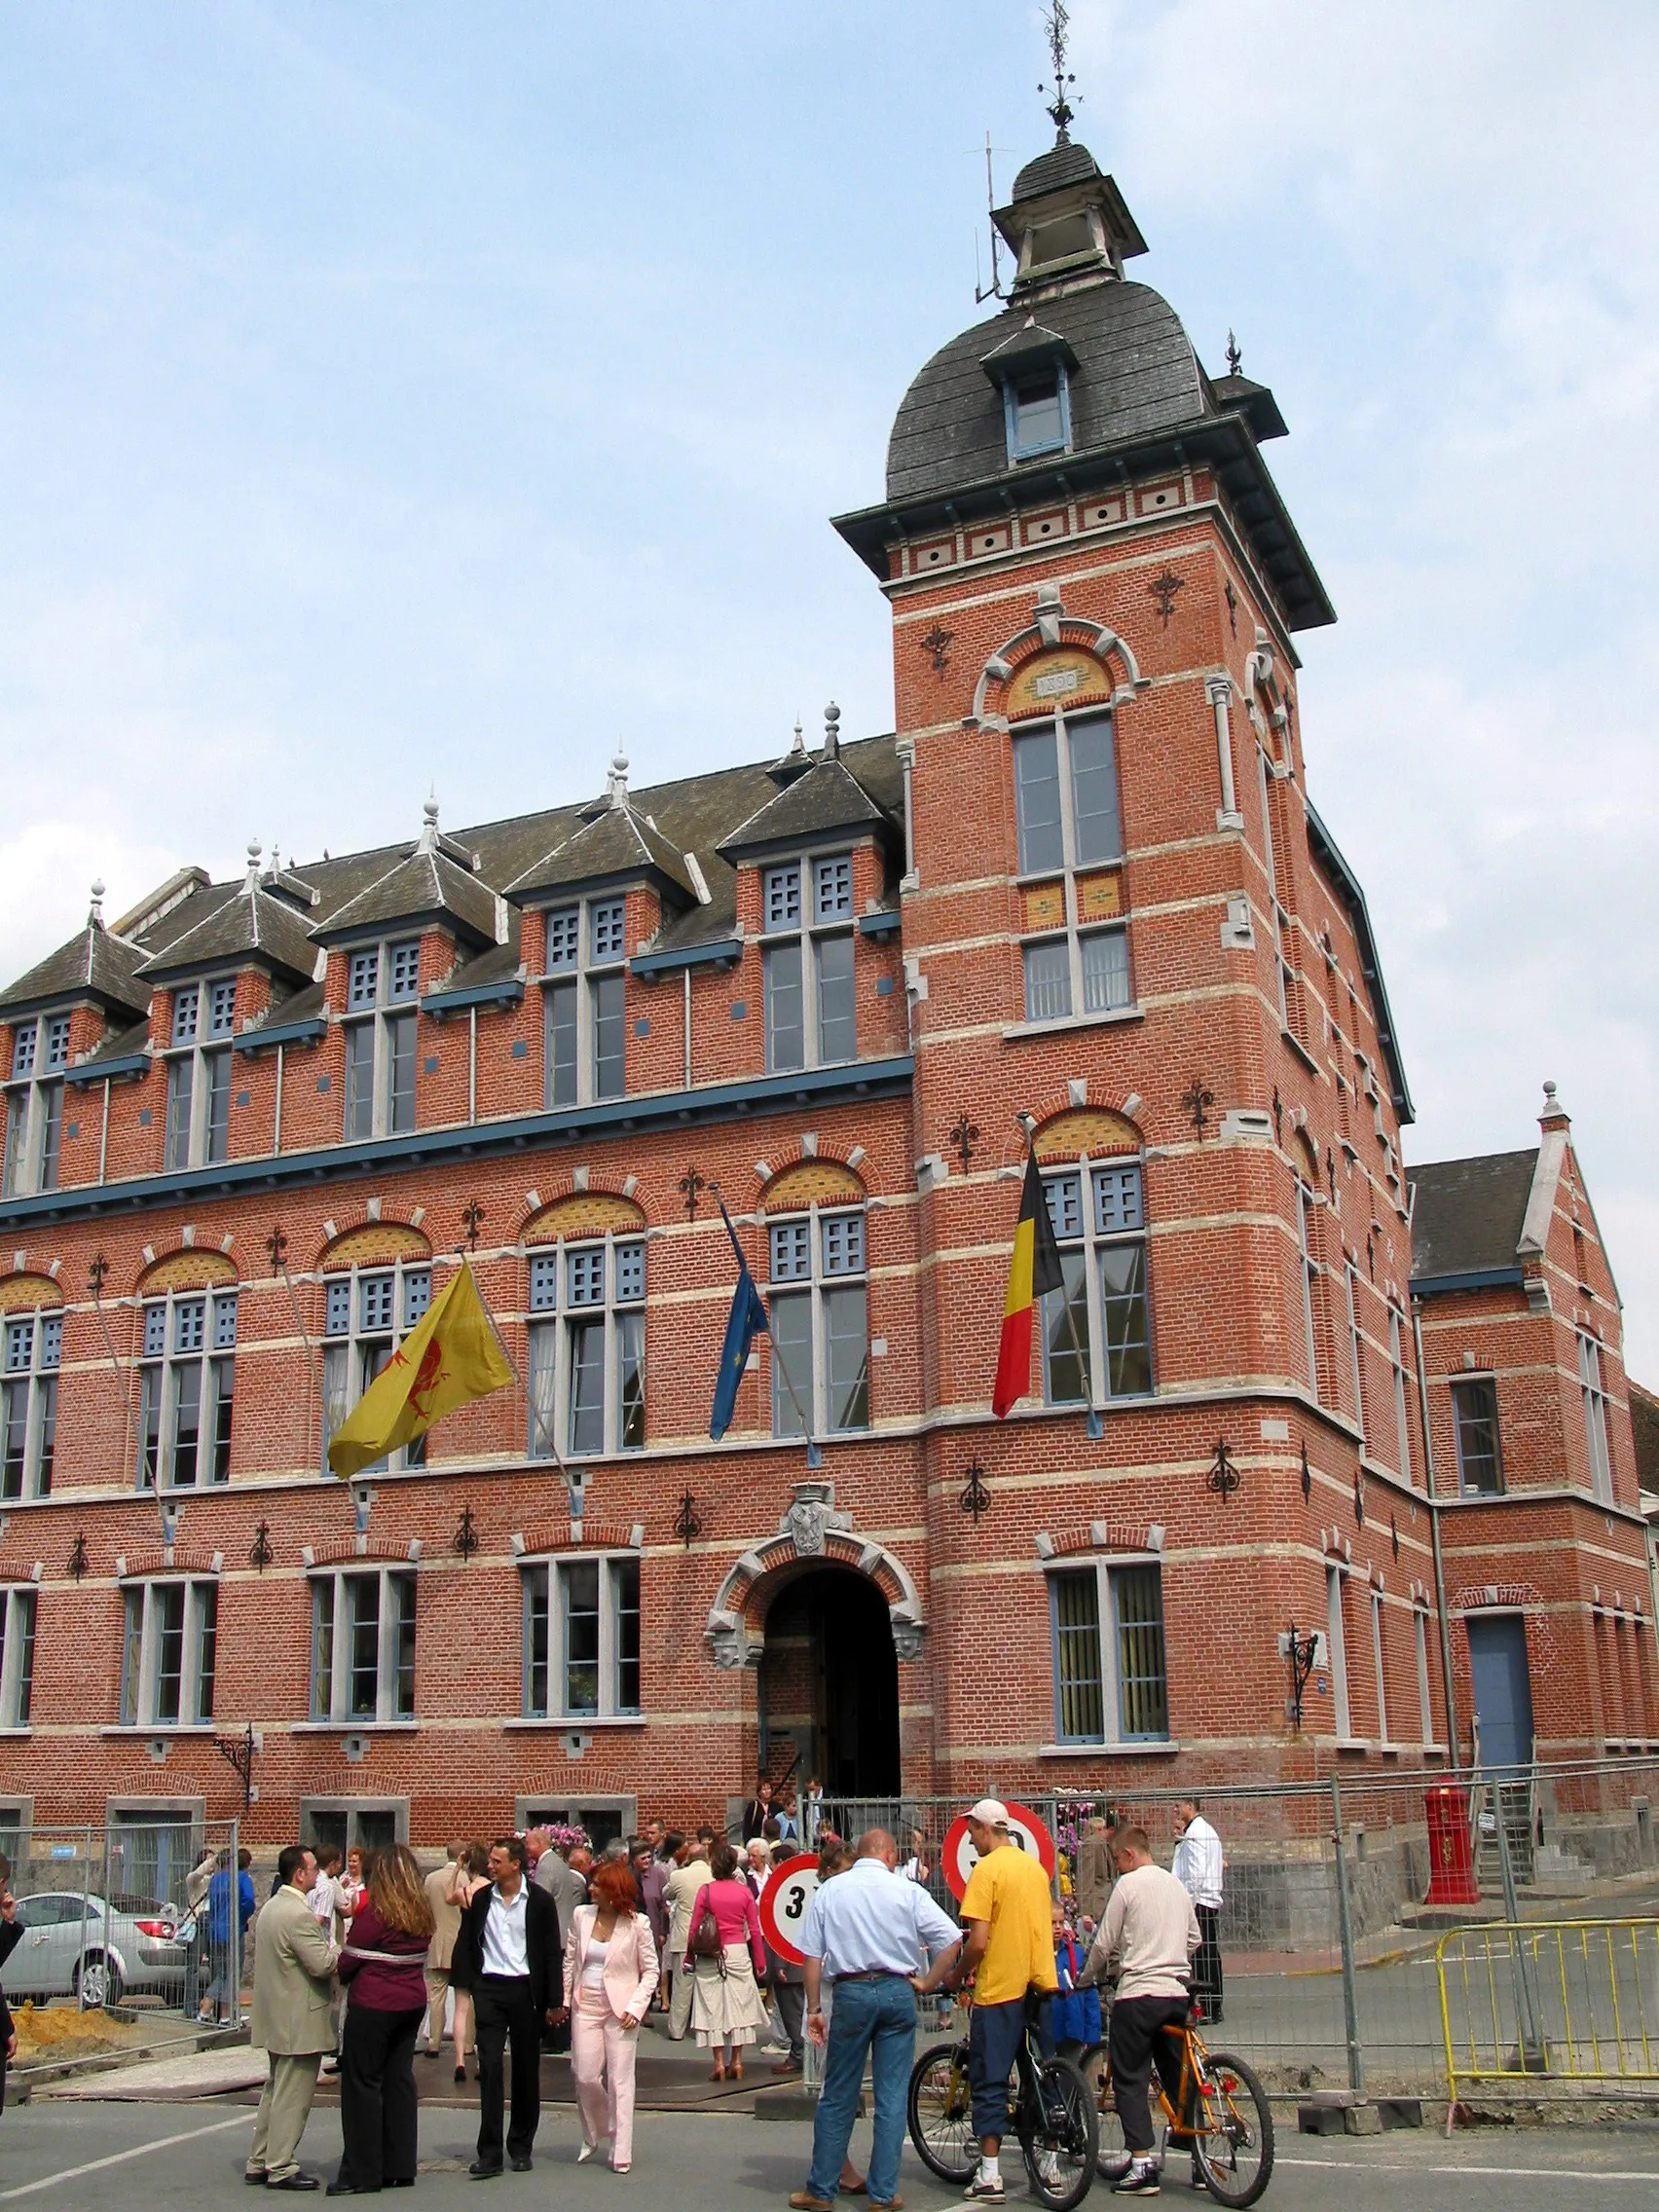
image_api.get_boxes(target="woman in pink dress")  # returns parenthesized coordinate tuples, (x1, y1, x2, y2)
(686, 1839, 769, 2082)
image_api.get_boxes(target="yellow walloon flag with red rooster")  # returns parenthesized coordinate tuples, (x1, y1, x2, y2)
(992, 1144, 1066, 1418)
(327, 1257, 513, 1478)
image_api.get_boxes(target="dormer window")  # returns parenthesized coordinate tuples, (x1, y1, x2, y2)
(1029, 212, 1096, 268)
(165, 979, 237, 1171)
(2, 1014, 70, 1197)
(541, 898, 628, 1109)
(1005, 367, 1070, 461)
(761, 856, 857, 1074)
(342, 939, 421, 1142)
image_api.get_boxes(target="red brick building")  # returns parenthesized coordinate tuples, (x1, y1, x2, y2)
(0, 127, 1650, 1874)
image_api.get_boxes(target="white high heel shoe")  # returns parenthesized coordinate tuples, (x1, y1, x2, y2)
(577, 2141, 603, 2165)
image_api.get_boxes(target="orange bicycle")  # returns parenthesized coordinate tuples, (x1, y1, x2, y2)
(1095, 1998, 1274, 2206)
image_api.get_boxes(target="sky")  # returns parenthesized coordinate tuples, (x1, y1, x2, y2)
(2, 2, 1656, 1376)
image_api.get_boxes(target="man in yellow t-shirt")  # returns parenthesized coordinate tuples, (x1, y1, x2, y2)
(938, 1799, 1057, 2204)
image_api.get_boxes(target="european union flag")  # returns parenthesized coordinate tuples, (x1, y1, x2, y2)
(710, 1200, 769, 1440)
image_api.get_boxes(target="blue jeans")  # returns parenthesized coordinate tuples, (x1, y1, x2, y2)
(806, 1976, 917, 2206)
(968, 1994, 1052, 2144)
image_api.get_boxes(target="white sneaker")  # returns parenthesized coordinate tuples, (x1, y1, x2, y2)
(964, 2174, 1006, 2204)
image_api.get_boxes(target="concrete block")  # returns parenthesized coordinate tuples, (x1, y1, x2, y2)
(1297, 2102, 1348, 2135)
(1344, 2103, 1382, 2135)
(1377, 2098, 1423, 2130)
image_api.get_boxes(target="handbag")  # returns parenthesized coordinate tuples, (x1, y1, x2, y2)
(687, 1887, 727, 1974)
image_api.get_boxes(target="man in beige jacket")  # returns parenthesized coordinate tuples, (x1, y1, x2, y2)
(246, 1845, 340, 2192)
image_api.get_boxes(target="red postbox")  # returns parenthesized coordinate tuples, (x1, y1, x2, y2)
(1423, 1784, 1482, 1906)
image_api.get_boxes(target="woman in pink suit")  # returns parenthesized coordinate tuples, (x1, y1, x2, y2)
(563, 1858, 660, 2174)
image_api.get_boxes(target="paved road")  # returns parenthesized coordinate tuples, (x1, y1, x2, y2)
(0, 2098, 1656, 2210)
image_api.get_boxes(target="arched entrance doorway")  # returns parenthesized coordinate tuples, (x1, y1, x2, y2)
(758, 1567, 901, 1798)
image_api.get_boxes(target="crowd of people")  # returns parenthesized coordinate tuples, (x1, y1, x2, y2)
(235, 1788, 1227, 2201)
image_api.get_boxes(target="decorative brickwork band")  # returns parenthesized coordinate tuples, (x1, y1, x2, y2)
(1032, 1106, 1140, 1162)
(758, 1159, 866, 1210)
(523, 1193, 646, 1242)
(136, 1248, 239, 1297)
(317, 1221, 431, 1272)
(0, 1272, 61, 1313)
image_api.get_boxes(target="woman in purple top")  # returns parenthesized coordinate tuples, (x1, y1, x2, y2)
(332, 1844, 435, 2195)
(686, 1839, 770, 2081)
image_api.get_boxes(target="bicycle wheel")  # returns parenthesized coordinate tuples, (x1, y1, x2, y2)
(1191, 2048, 1274, 2209)
(1094, 2069, 1138, 2182)
(906, 2038, 977, 2183)
(1018, 2055, 1099, 2212)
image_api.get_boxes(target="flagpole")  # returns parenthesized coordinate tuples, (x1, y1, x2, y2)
(458, 1251, 572, 1479)
(716, 1192, 819, 1462)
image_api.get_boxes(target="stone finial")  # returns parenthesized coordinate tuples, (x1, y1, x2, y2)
(245, 838, 263, 889)
(792, 717, 805, 756)
(1541, 1079, 1569, 1125)
(419, 792, 440, 850)
(824, 702, 840, 760)
(608, 748, 630, 808)
(88, 878, 105, 927)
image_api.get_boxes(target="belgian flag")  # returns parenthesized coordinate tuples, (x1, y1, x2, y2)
(992, 1144, 1066, 1417)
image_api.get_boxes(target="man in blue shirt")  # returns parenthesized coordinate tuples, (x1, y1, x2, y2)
(789, 1829, 961, 2212)
(203, 1847, 257, 2024)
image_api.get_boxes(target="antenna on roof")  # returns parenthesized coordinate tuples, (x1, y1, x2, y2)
(1039, 0, 1078, 142)
(975, 132, 1006, 305)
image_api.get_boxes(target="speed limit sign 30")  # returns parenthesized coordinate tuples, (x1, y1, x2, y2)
(757, 1852, 821, 1968)
(940, 1803, 1056, 1901)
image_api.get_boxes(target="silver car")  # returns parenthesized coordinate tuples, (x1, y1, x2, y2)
(5, 1891, 188, 2009)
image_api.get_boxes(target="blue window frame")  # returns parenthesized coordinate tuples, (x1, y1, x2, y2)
(1003, 366, 1072, 463)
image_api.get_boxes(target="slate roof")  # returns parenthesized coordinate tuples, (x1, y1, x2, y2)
(0, 733, 905, 1017)
(315, 844, 499, 948)
(67, 1013, 153, 1079)
(717, 756, 898, 860)
(505, 800, 698, 904)
(885, 279, 1204, 508)
(1408, 1151, 1539, 1284)
(0, 920, 150, 1021)
(137, 881, 318, 986)
(1011, 138, 1103, 202)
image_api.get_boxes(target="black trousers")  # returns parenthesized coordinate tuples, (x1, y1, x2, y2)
(1193, 1904, 1224, 2017)
(473, 1974, 541, 2167)
(337, 2002, 424, 2191)
(1109, 1995, 1191, 2155)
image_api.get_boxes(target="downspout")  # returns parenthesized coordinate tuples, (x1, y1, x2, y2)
(468, 1008, 478, 1124)
(683, 968, 692, 1090)
(98, 1078, 110, 1184)
(1413, 1295, 1460, 1773)
(273, 1043, 284, 1156)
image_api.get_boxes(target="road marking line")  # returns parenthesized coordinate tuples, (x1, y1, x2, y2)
(0, 2110, 255, 2199)
(1279, 2154, 1659, 2183)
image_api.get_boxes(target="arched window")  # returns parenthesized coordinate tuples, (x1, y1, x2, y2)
(119, 1575, 217, 1727)
(321, 1257, 430, 1472)
(2, 1300, 60, 1500)
(767, 1202, 868, 1438)
(1011, 703, 1130, 1025)
(526, 1232, 645, 1463)
(1039, 1155, 1152, 1407)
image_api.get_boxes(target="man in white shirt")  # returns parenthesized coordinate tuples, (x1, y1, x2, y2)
(1079, 1825, 1200, 2199)
(1171, 1799, 1225, 2023)
(787, 1828, 961, 2212)
(461, 1836, 564, 2179)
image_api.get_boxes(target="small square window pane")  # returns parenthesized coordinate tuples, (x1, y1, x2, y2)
(1092, 1163, 1143, 1235)
(814, 855, 853, 921)
(10, 1026, 36, 1080)
(38, 1314, 61, 1371)
(173, 1298, 205, 1354)
(143, 1305, 167, 1357)
(546, 908, 580, 970)
(324, 1279, 351, 1338)
(528, 1252, 559, 1311)
(821, 1213, 865, 1275)
(769, 1220, 811, 1282)
(210, 1294, 238, 1350)
(3, 1320, 31, 1374)
(1023, 939, 1071, 1023)
(615, 1242, 645, 1304)
(360, 1273, 395, 1334)
(171, 987, 200, 1046)
(1080, 930, 1130, 1014)
(206, 981, 237, 1038)
(567, 1246, 605, 1307)
(43, 1015, 70, 1069)
(402, 1270, 431, 1329)
(763, 866, 802, 930)
(1044, 1174, 1082, 1240)
(1013, 728, 1064, 876)
(349, 951, 378, 1009)
(591, 901, 626, 962)
(387, 941, 421, 1003)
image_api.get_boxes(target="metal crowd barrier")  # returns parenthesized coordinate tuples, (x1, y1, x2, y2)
(1438, 1918, 1659, 2107)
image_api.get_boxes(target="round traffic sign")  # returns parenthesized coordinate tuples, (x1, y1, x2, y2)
(940, 1803, 1056, 1902)
(758, 1851, 821, 1968)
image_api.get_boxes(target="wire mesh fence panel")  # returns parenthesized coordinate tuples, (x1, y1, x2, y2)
(1, 1816, 241, 2070)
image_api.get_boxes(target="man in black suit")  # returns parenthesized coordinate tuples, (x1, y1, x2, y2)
(462, 1836, 564, 2180)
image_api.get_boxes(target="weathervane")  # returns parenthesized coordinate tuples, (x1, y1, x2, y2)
(1040, 1, 1078, 141)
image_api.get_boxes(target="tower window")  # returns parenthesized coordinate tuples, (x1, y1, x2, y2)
(1004, 367, 1071, 462)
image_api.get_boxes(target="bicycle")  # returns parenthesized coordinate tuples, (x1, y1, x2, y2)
(1094, 1996, 1273, 2207)
(907, 1997, 1099, 2212)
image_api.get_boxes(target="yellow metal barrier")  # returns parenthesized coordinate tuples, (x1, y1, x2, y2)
(1437, 1918, 1659, 2106)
